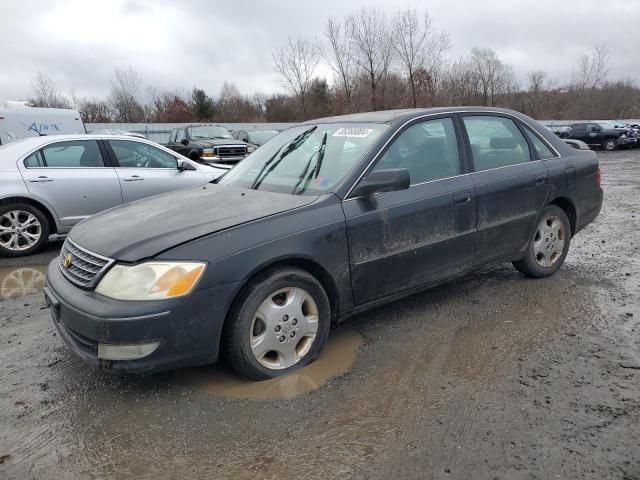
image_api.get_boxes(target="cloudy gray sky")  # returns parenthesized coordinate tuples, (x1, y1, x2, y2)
(1, 0, 638, 102)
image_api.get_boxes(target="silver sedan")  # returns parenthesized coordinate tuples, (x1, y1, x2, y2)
(0, 134, 227, 256)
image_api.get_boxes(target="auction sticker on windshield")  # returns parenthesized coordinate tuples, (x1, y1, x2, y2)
(332, 128, 373, 138)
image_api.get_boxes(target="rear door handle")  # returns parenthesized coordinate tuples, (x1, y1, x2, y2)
(123, 175, 144, 182)
(453, 192, 471, 205)
(29, 176, 53, 183)
(535, 174, 547, 185)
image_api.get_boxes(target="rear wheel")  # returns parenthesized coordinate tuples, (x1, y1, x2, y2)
(513, 205, 571, 278)
(0, 204, 49, 257)
(223, 267, 331, 380)
(603, 138, 617, 151)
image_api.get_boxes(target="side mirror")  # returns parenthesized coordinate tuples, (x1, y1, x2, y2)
(177, 159, 196, 171)
(351, 168, 410, 198)
(181, 138, 189, 146)
(242, 136, 249, 143)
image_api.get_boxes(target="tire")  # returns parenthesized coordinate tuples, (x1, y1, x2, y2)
(0, 203, 50, 257)
(602, 138, 617, 151)
(223, 267, 331, 380)
(513, 205, 571, 278)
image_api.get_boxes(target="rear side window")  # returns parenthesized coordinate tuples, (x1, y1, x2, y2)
(522, 127, 557, 159)
(373, 117, 459, 185)
(41, 140, 105, 168)
(23, 150, 45, 168)
(463, 116, 531, 171)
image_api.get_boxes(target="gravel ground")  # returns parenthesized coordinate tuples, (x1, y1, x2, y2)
(0, 150, 638, 480)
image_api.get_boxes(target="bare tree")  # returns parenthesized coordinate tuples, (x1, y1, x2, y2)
(471, 48, 513, 106)
(526, 70, 547, 117)
(320, 17, 356, 110)
(29, 73, 70, 108)
(108, 67, 145, 122)
(348, 8, 393, 111)
(392, 8, 450, 107)
(273, 37, 319, 119)
(77, 97, 111, 123)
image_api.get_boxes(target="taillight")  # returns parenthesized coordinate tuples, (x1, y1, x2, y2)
(595, 167, 602, 187)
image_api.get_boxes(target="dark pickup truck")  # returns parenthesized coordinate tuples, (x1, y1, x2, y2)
(166, 125, 251, 167)
(566, 122, 638, 151)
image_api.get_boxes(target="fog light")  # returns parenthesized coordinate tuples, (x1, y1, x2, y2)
(98, 341, 160, 360)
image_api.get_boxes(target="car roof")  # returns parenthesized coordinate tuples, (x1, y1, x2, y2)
(301, 106, 530, 125)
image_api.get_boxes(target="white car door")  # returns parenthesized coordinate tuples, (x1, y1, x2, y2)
(106, 139, 207, 203)
(19, 139, 122, 228)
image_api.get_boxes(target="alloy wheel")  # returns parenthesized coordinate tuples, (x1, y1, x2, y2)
(0, 210, 42, 252)
(533, 214, 566, 268)
(250, 287, 319, 370)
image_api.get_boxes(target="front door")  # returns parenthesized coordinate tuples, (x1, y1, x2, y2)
(343, 116, 476, 305)
(105, 139, 205, 203)
(460, 114, 551, 266)
(20, 139, 122, 227)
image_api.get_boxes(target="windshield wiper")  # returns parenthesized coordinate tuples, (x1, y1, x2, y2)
(292, 131, 327, 195)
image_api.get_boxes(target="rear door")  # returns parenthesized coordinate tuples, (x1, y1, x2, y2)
(460, 114, 551, 266)
(105, 139, 206, 203)
(20, 139, 122, 227)
(343, 116, 476, 305)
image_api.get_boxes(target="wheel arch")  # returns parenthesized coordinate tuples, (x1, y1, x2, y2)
(548, 196, 576, 236)
(0, 195, 60, 235)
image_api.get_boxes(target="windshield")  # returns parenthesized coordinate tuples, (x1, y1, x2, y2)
(249, 130, 279, 145)
(219, 123, 387, 195)
(188, 126, 233, 140)
(598, 122, 615, 130)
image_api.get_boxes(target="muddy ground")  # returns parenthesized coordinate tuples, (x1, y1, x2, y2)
(0, 151, 638, 480)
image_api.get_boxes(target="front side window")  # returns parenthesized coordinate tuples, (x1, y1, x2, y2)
(372, 117, 459, 185)
(41, 140, 105, 168)
(463, 116, 531, 171)
(522, 127, 557, 159)
(175, 129, 185, 143)
(109, 140, 177, 169)
(219, 123, 387, 195)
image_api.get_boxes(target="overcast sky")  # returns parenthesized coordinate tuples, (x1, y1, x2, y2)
(1, 0, 638, 102)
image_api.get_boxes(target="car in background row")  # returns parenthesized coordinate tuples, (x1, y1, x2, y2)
(44, 107, 602, 379)
(166, 125, 251, 168)
(565, 122, 638, 151)
(232, 130, 279, 149)
(0, 135, 226, 257)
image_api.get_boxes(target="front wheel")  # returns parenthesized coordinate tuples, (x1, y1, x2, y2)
(603, 138, 617, 151)
(513, 205, 571, 278)
(223, 267, 331, 380)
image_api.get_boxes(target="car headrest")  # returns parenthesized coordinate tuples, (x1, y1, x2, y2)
(489, 137, 519, 149)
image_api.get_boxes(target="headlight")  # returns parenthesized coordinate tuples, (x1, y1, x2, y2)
(95, 262, 206, 301)
(247, 145, 256, 154)
(202, 148, 214, 157)
(620, 134, 627, 139)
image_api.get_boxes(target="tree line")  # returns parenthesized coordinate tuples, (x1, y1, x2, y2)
(27, 7, 640, 123)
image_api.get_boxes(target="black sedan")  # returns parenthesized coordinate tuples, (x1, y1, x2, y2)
(45, 107, 603, 380)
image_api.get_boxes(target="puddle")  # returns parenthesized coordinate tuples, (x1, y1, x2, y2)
(0, 265, 47, 300)
(178, 328, 363, 400)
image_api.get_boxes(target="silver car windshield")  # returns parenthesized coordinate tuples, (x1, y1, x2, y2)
(218, 123, 387, 195)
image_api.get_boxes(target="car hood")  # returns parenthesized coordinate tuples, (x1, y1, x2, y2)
(69, 185, 318, 262)
(193, 139, 248, 147)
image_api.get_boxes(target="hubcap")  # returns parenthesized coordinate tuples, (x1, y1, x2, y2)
(533, 214, 566, 268)
(250, 287, 319, 370)
(0, 211, 41, 252)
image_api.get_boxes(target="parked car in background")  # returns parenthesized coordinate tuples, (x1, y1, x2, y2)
(232, 129, 279, 149)
(566, 122, 637, 151)
(166, 125, 251, 168)
(44, 107, 602, 380)
(0, 135, 226, 257)
(0, 106, 85, 145)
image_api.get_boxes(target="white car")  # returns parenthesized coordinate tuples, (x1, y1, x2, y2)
(0, 134, 227, 257)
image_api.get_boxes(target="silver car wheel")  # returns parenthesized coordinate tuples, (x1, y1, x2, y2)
(533, 214, 566, 268)
(250, 287, 319, 370)
(0, 210, 42, 252)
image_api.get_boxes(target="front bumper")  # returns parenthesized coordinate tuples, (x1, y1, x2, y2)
(617, 137, 638, 147)
(45, 259, 240, 373)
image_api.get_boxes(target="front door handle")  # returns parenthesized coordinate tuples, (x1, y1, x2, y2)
(29, 176, 53, 183)
(453, 192, 471, 205)
(123, 175, 144, 182)
(535, 174, 547, 185)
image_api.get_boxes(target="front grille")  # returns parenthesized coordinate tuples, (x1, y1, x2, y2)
(216, 145, 247, 158)
(59, 238, 113, 289)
